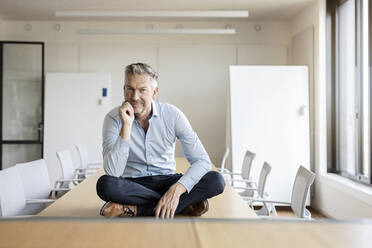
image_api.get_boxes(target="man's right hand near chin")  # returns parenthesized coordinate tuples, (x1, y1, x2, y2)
(119, 101, 134, 142)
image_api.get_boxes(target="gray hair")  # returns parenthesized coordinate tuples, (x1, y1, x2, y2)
(124, 63, 159, 88)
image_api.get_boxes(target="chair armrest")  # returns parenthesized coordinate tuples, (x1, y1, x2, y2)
(26, 199, 56, 204)
(56, 178, 84, 183)
(259, 216, 314, 221)
(231, 179, 255, 183)
(242, 197, 290, 205)
(51, 187, 70, 192)
(223, 172, 242, 176)
(233, 186, 258, 191)
(76, 168, 97, 172)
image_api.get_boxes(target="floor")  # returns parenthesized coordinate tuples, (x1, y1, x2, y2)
(254, 206, 328, 219)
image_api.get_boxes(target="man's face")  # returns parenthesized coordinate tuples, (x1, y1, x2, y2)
(124, 74, 158, 117)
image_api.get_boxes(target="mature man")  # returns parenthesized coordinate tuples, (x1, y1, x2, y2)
(96, 63, 225, 218)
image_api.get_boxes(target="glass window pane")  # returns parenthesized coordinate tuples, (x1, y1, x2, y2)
(2, 144, 42, 169)
(337, 0, 357, 175)
(2, 44, 42, 140)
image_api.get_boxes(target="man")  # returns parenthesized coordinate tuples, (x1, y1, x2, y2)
(96, 63, 225, 218)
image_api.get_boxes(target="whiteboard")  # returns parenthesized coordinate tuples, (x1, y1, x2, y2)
(230, 66, 310, 204)
(44, 73, 111, 185)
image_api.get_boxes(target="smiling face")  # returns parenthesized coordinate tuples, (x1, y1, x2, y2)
(124, 73, 158, 120)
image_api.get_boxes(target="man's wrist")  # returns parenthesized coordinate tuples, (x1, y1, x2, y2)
(120, 123, 132, 141)
(173, 182, 187, 196)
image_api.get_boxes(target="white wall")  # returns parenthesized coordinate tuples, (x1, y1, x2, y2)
(290, 0, 372, 218)
(2, 20, 291, 186)
(0, 19, 4, 40)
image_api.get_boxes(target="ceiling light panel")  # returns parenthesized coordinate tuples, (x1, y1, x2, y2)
(56, 10, 249, 18)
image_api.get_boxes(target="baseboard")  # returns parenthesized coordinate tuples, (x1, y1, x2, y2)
(310, 203, 333, 219)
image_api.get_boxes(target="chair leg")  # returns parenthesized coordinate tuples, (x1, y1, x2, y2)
(271, 203, 277, 216)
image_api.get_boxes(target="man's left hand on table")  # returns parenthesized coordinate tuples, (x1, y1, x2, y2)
(154, 182, 187, 219)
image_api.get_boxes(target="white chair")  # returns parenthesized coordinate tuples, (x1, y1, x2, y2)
(244, 165, 316, 220)
(0, 166, 55, 217)
(56, 150, 84, 190)
(217, 148, 232, 182)
(16, 159, 70, 202)
(218, 149, 257, 191)
(234, 162, 276, 215)
(226, 150, 257, 195)
(76, 144, 102, 175)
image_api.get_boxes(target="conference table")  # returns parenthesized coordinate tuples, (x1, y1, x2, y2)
(38, 157, 256, 218)
(0, 158, 371, 247)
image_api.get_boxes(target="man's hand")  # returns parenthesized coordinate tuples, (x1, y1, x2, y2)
(119, 101, 135, 125)
(155, 182, 187, 219)
(119, 101, 134, 141)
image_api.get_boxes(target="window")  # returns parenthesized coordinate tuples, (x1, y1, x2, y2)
(327, 0, 371, 184)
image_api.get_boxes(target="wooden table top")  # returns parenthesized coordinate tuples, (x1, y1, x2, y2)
(38, 157, 257, 219)
(1, 218, 371, 248)
(0, 219, 197, 248)
(194, 219, 372, 248)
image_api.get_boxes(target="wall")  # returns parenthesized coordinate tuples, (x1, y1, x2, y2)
(0, 19, 4, 39)
(2, 20, 291, 185)
(290, 0, 372, 218)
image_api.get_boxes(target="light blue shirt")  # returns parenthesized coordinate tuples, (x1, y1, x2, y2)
(102, 101, 212, 192)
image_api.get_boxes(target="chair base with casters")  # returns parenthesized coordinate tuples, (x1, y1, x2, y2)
(51, 178, 84, 198)
(242, 195, 277, 216)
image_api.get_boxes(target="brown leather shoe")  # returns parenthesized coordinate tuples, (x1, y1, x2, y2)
(181, 200, 209, 216)
(100, 202, 137, 218)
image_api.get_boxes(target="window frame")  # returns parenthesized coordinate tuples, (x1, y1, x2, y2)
(327, 0, 372, 185)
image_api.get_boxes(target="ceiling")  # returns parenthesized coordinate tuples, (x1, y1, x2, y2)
(0, 0, 316, 21)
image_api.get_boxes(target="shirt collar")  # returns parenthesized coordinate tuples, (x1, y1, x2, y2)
(151, 100, 159, 118)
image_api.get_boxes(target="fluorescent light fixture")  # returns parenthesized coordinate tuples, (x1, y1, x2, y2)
(56, 10, 249, 18)
(77, 28, 236, 35)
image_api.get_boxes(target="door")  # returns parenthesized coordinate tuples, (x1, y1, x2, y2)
(0, 42, 44, 170)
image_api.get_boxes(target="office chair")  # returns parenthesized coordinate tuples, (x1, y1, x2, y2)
(234, 162, 276, 215)
(76, 144, 102, 176)
(16, 159, 69, 202)
(56, 150, 85, 190)
(244, 165, 315, 220)
(0, 166, 55, 217)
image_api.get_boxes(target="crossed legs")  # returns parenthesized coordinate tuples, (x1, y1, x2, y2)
(96, 171, 225, 216)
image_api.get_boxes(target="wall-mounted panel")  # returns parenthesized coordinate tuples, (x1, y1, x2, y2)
(44, 73, 111, 184)
(230, 65, 310, 203)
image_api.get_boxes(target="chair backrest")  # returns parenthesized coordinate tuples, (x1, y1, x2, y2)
(290, 166, 316, 218)
(256, 162, 271, 198)
(0, 166, 26, 217)
(241, 150, 256, 180)
(76, 144, 89, 169)
(56, 150, 75, 180)
(220, 147, 230, 171)
(16, 159, 51, 199)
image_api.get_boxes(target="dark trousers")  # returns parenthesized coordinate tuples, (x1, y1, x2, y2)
(96, 171, 225, 216)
